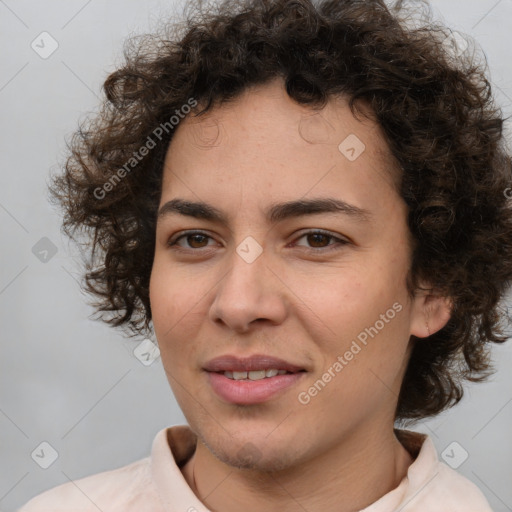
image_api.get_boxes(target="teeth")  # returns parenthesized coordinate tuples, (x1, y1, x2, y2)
(223, 369, 287, 380)
(248, 370, 266, 380)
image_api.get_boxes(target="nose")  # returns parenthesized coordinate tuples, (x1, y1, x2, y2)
(208, 245, 288, 333)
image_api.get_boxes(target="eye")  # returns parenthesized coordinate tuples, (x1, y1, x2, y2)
(168, 230, 218, 251)
(167, 229, 349, 254)
(292, 230, 349, 252)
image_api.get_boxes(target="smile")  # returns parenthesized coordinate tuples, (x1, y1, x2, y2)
(223, 369, 290, 380)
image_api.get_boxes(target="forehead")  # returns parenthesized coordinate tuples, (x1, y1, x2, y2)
(161, 80, 401, 206)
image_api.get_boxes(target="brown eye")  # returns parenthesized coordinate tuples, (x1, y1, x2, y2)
(168, 231, 216, 250)
(186, 234, 209, 248)
(306, 233, 331, 248)
(293, 230, 349, 252)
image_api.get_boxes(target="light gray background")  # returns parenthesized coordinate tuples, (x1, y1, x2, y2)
(1, 1, 511, 510)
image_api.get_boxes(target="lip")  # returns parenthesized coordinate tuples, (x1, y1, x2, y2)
(203, 354, 307, 405)
(206, 371, 306, 404)
(203, 354, 306, 373)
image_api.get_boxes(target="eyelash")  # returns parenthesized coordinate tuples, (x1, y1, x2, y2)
(167, 229, 349, 254)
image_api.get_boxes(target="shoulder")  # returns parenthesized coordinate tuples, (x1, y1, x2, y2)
(17, 456, 163, 512)
(423, 462, 493, 511)
(395, 431, 493, 512)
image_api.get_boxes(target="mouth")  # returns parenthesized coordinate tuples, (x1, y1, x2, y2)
(203, 354, 308, 404)
(221, 369, 300, 380)
(203, 353, 307, 373)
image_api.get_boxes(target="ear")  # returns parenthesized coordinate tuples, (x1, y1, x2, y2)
(410, 285, 452, 338)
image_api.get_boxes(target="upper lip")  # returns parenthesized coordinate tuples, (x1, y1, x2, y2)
(203, 354, 306, 373)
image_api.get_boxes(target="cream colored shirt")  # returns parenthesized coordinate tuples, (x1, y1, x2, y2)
(18, 425, 493, 511)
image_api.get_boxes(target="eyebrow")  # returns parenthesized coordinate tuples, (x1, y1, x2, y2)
(157, 197, 371, 224)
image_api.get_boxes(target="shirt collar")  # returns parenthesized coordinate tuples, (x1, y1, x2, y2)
(360, 429, 439, 511)
(150, 425, 437, 512)
(150, 425, 208, 512)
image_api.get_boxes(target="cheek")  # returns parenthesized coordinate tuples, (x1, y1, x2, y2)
(149, 260, 213, 366)
(306, 306, 411, 417)
(150, 262, 188, 347)
(302, 266, 404, 336)
(299, 259, 412, 386)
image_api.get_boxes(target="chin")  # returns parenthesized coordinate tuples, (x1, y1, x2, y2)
(195, 426, 297, 472)
(210, 442, 295, 472)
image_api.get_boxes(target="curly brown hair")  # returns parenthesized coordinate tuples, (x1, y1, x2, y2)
(49, 0, 512, 421)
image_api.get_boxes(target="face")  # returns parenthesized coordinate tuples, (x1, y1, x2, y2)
(149, 79, 428, 472)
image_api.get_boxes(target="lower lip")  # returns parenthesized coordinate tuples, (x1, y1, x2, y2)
(206, 371, 305, 404)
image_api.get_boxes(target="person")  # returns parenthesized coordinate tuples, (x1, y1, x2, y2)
(18, 0, 512, 510)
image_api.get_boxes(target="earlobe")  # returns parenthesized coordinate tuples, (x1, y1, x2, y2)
(410, 290, 452, 339)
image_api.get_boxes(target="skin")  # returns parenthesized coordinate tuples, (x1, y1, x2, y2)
(149, 78, 451, 512)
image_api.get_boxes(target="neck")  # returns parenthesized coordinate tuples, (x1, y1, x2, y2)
(180, 424, 414, 512)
